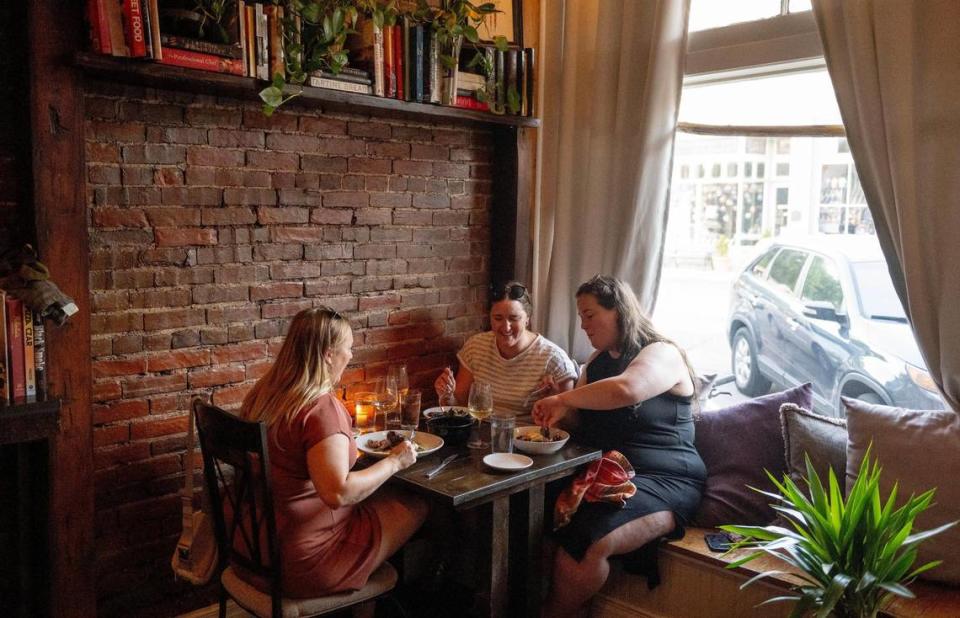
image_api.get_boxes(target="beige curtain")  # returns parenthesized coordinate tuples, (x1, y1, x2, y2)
(812, 0, 960, 411)
(533, 0, 690, 361)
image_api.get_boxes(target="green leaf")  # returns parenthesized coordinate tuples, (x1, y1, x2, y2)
(494, 35, 509, 52)
(464, 25, 479, 43)
(506, 85, 520, 113)
(904, 520, 958, 545)
(260, 85, 285, 107)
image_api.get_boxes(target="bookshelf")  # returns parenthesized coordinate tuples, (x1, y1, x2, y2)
(0, 399, 61, 446)
(75, 52, 541, 130)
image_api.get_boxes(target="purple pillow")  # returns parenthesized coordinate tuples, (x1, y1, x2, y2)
(692, 383, 813, 527)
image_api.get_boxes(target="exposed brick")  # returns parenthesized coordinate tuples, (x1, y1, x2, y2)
(95, 424, 130, 447)
(93, 400, 150, 425)
(211, 341, 268, 364)
(143, 207, 201, 227)
(354, 208, 392, 226)
(93, 358, 147, 379)
(246, 150, 299, 170)
(393, 160, 433, 176)
(349, 158, 392, 174)
(130, 415, 189, 440)
(266, 133, 319, 152)
(410, 144, 449, 161)
(154, 227, 217, 246)
(271, 226, 325, 243)
(122, 374, 188, 398)
(95, 443, 152, 470)
(145, 349, 211, 372)
(142, 308, 205, 331)
(358, 293, 401, 311)
(250, 281, 303, 301)
(347, 122, 391, 138)
(300, 116, 348, 135)
(200, 207, 257, 225)
(212, 383, 252, 408)
(413, 193, 451, 209)
(367, 142, 409, 158)
(257, 206, 308, 224)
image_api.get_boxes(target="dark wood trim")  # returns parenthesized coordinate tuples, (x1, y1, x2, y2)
(74, 52, 541, 129)
(490, 126, 533, 286)
(28, 2, 95, 617)
(0, 399, 61, 446)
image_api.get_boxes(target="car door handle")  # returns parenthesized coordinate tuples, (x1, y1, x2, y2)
(786, 317, 802, 331)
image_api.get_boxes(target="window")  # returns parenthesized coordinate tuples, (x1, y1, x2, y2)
(749, 249, 776, 278)
(727, 162, 738, 177)
(852, 262, 907, 322)
(767, 248, 808, 295)
(801, 256, 844, 310)
(688, 0, 812, 33)
(776, 162, 790, 176)
(775, 187, 789, 205)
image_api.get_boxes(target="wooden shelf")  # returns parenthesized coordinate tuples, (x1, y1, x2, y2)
(74, 52, 541, 129)
(0, 398, 61, 446)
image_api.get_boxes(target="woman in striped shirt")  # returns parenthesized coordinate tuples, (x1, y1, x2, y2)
(434, 281, 578, 418)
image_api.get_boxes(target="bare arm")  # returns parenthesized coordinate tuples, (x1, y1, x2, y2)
(306, 434, 416, 509)
(433, 364, 475, 406)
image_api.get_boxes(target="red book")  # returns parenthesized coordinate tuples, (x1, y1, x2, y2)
(392, 24, 403, 100)
(123, 0, 148, 57)
(454, 95, 490, 111)
(159, 47, 245, 76)
(383, 25, 395, 98)
(5, 297, 25, 402)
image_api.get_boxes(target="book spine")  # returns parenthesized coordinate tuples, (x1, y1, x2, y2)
(6, 297, 25, 402)
(104, 0, 129, 57)
(87, 0, 102, 53)
(429, 30, 440, 103)
(372, 24, 385, 97)
(454, 95, 490, 111)
(484, 46, 496, 98)
(159, 47, 245, 76)
(123, 0, 147, 58)
(159, 35, 244, 59)
(393, 25, 404, 100)
(32, 313, 46, 399)
(255, 3, 269, 80)
(307, 76, 373, 94)
(384, 25, 395, 98)
(402, 18, 411, 102)
(139, 0, 153, 59)
(495, 49, 505, 108)
(525, 48, 535, 117)
(518, 49, 526, 116)
(237, 0, 247, 75)
(413, 24, 424, 103)
(267, 5, 285, 80)
(23, 309, 36, 400)
(147, 0, 162, 59)
(245, 5, 256, 77)
(0, 291, 7, 403)
(311, 71, 371, 85)
(506, 48, 518, 114)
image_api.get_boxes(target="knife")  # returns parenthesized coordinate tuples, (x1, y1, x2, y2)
(424, 454, 459, 479)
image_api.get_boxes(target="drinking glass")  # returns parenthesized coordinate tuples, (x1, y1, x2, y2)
(354, 392, 377, 434)
(490, 414, 515, 454)
(467, 382, 493, 449)
(389, 365, 409, 406)
(376, 376, 401, 430)
(401, 389, 422, 433)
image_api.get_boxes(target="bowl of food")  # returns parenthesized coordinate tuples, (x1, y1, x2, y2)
(513, 426, 570, 455)
(422, 406, 471, 421)
(426, 414, 475, 446)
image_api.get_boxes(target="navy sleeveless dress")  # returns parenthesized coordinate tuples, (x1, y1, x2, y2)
(552, 350, 706, 561)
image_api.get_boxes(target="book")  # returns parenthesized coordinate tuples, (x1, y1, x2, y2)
(307, 76, 373, 94)
(506, 48, 518, 114)
(454, 95, 490, 112)
(525, 47, 536, 117)
(255, 2, 269, 80)
(309, 69, 371, 85)
(384, 25, 396, 98)
(244, 4, 256, 77)
(5, 296, 25, 402)
(160, 34, 244, 59)
(104, 0, 129, 57)
(147, 0, 162, 59)
(346, 19, 385, 96)
(88, 0, 110, 54)
(392, 24, 404, 100)
(518, 48, 527, 116)
(458, 71, 486, 90)
(32, 313, 46, 399)
(428, 29, 440, 103)
(139, 0, 153, 58)
(23, 309, 36, 401)
(402, 17, 411, 101)
(0, 291, 7, 403)
(159, 46, 245, 75)
(122, 0, 148, 57)
(413, 24, 425, 103)
(494, 49, 505, 109)
(265, 4, 285, 80)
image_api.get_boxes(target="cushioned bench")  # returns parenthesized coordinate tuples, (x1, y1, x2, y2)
(592, 528, 960, 618)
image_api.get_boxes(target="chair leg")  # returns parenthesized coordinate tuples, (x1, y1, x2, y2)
(218, 585, 228, 618)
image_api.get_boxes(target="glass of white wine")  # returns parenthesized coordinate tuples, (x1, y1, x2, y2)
(467, 381, 493, 449)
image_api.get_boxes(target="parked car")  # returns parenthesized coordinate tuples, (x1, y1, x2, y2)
(728, 236, 945, 416)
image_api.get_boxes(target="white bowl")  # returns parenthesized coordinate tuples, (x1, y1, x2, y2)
(513, 426, 570, 455)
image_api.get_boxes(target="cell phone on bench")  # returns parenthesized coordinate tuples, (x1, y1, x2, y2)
(704, 532, 741, 553)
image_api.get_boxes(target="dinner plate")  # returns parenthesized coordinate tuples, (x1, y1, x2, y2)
(422, 406, 471, 420)
(356, 430, 444, 459)
(483, 453, 533, 471)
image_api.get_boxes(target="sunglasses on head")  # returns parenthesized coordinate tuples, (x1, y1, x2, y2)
(318, 305, 346, 321)
(490, 283, 527, 301)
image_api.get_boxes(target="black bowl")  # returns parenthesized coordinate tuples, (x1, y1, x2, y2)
(426, 414, 475, 446)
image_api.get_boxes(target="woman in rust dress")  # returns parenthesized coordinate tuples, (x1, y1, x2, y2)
(240, 307, 427, 597)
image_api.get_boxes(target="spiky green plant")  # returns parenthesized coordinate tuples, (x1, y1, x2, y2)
(721, 449, 957, 618)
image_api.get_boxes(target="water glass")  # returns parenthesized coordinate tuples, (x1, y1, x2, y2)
(389, 365, 409, 405)
(490, 414, 515, 454)
(354, 392, 377, 433)
(401, 389, 422, 431)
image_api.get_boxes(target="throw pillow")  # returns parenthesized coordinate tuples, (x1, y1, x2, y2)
(844, 397, 960, 585)
(692, 383, 813, 527)
(780, 403, 847, 495)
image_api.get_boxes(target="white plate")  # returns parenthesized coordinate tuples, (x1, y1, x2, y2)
(513, 426, 570, 455)
(483, 453, 533, 471)
(356, 430, 444, 459)
(422, 406, 472, 420)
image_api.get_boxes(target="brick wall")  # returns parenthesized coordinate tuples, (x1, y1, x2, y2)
(85, 80, 494, 616)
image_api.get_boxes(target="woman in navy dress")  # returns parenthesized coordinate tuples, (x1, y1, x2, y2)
(533, 275, 705, 617)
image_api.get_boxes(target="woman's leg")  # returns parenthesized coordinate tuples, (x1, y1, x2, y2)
(366, 485, 429, 566)
(543, 510, 675, 618)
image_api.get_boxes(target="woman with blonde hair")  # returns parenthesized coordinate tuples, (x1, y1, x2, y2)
(533, 275, 705, 617)
(240, 306, 427, 597)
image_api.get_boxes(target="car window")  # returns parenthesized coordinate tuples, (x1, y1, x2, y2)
(766, 248, 807, 296)
(851, 261, 907, 322)
(748, 249, 776, 279)
(800, 256, 844, 310)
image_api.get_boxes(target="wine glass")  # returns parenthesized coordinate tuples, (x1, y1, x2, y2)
(389, 365, 409, 407)
(375, 376, 400, 430)
(467, 382, 493, 449)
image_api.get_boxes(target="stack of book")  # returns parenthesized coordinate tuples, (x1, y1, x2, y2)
(0, 291, 46, 405)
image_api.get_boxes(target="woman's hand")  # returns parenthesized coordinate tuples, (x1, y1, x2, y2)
(532, 394, 571, 428)
(434, 367, 456, 401)
(388, 440, 418, 471)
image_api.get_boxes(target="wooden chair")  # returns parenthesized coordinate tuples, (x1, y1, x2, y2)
(192, 399, 398, 618)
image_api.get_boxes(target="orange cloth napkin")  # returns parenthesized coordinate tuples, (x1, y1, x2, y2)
(554, 450, 636, 530)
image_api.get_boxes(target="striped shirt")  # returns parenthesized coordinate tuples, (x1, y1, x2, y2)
(458, 331, 578, 416)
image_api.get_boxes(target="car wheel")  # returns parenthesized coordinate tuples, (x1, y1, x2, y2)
(837, 390, 884, 417)
(732, 327, 772, 396)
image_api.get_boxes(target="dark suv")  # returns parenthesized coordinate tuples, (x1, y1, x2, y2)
(728, 236, 944, 416)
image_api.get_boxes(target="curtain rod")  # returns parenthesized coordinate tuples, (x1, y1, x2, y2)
(677, 122, 845, 137)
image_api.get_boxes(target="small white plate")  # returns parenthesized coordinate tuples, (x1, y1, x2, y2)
(357, 430, 444, 458)
(422, 406, 471, 420)
(483, 453, 533, 471)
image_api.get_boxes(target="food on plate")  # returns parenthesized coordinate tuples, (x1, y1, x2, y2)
(516, 428, 562, 442)
(366, 430, 423, 453)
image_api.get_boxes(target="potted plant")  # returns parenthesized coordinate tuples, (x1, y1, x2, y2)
(721, 451, 957, 618)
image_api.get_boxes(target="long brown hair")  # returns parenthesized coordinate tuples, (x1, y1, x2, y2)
(576, 275, 698, 396)
(240, 307, 351, 427)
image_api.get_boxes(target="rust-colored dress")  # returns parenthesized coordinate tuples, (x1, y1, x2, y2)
(268, 393, 383, 597)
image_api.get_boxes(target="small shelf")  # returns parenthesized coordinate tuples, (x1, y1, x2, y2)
(0, 398, 61, 445)
(75, 52, 541, 129)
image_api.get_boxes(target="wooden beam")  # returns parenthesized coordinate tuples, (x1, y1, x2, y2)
(678, 122, 845, 138)
(27, 2, 95, 616)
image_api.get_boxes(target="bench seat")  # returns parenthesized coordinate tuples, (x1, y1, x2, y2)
(592, 528, 960, 618)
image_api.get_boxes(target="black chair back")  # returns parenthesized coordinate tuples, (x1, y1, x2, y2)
(193, 399, 283, 617)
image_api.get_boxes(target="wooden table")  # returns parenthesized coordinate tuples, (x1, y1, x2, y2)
(388, 442, 601, 617)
